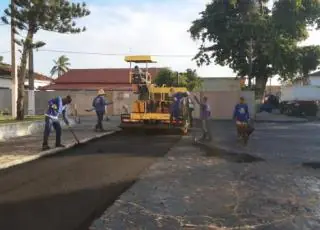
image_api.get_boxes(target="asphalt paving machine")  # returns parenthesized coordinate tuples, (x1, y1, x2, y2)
(119, 55, 190, 134)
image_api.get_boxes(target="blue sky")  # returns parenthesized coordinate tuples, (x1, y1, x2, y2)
(0, 0, 319, 85)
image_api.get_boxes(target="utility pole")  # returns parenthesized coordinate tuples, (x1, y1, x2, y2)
(11, 0, 18, 119)
(175, 71, 180, 86)
(28, 48, 35, 115)
(248, 38, 253, 88)
(177, 72, 180, 86)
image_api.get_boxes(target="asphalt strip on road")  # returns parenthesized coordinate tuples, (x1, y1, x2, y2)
(0, 131, 181, 230)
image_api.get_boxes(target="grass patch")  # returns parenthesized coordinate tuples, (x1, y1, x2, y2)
(0, 115, 44, 124)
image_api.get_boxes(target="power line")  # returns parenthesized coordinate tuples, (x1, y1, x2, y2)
(0, 48, 195, 58)
(37, 49, 194, 57)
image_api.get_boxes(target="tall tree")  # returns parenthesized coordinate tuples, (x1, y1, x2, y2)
(189, 0, 320, 99)
(154, 68, 176, 87)
(1, 0, 90, 120)
(180, 69, 202, 91)
(50, 55, 71, 78)
(154, 68, 202, 91)
(0, 56, 3, 63)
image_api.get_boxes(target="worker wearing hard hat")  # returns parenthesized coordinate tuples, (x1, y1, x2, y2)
(92, 89, 108, 132)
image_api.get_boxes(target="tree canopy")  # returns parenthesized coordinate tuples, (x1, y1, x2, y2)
(1, 0, 90, 120)
(153, 68, 202, 91)
(189, 0, 320, 98)
(50, 55, 71, 78)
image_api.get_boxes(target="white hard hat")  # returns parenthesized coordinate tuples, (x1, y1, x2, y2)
(98, 89, 105, 95)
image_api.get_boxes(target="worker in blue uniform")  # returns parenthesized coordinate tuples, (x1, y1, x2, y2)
(92, 89, 108, 132)
(233, 96, 251, 138)
(169, 88, 189, 125)
(42, 95, 72, 151)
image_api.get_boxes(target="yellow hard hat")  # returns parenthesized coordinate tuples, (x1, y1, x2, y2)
(98, 89, 105, 95)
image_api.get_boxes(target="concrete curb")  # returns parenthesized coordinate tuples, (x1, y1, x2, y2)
(0, 130, 117, 171)
(0, 118, 76, 142)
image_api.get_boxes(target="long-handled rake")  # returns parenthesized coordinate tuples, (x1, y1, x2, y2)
(67, 126, 80, 144)
(45, 114, 81, 146)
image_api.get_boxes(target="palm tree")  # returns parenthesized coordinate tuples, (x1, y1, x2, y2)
(50, 55, 70, 78)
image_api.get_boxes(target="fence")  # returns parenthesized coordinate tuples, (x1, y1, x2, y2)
(0, 89, 11, 114)
(0, 89, 255, 119)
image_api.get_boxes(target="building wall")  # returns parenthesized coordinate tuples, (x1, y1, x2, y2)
(0, 88, 11, 113)
(192, 90, 255, 120)
(309, 76, 320, 86)
(0, 78, 12, 89)
(199, 78, 240, 92)
(33, 90, 114, 116)
(0, 86, 255, 120)
(0, 77, 51, 90)
(25, 80, 51, 89)
(112, 91, 138, 115)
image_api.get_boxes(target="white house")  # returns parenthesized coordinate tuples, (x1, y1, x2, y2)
(0, 64, 52, 90)
(290, 70, 320, 86)
(308, 70, 320, 86)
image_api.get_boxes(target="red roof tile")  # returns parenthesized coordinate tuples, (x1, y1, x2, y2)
(40, 83, 133, 91)
(0, 64, 52, 81)
(54, 68, 161, 84)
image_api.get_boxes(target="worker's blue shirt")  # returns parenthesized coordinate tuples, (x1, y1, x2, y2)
(46, 96, 69, 124)
(92, 95, 107, 112)
(172, 92, 185, 110)
(233, 103, 250, 122)
(200, 103, 211, 120)
(46, 96, 65, 117)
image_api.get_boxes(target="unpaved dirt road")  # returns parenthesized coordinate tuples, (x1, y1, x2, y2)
(0, 132, 180, 230)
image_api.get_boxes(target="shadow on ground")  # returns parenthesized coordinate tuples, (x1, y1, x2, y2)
(0, 180, 135, 230)
(0, 131, 181, 230)
(196, 142, 265, 163)
(302, 162, 320, 170)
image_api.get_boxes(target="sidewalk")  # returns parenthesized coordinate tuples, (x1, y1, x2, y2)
(90, 136, 320, 230)
(0, 116, 120, 170)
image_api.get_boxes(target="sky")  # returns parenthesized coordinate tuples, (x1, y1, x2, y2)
(0, 0, 320, 85)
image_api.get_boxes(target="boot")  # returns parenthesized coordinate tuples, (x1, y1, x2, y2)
(42, 144, 50, 151)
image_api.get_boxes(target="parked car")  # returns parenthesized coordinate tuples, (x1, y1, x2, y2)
(279, 86, 320, 117)
(279, 100, 318, 117)
(259, 94, 279, 113)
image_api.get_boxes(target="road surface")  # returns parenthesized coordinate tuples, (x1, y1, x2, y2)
(0, 131, 180, 230)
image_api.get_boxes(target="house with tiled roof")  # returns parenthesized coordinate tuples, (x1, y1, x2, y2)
(0, 64, 52, 89)
(41, 68, 162, 91)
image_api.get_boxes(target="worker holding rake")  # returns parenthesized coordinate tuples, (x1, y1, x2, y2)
(42, 95, 72, 151)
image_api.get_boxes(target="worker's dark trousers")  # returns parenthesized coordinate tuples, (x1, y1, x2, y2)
(95, 111, 105, 130)
(188, 108, 194, 127)
(200, 119, 212, 141)
(43, 116, 61, 146)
